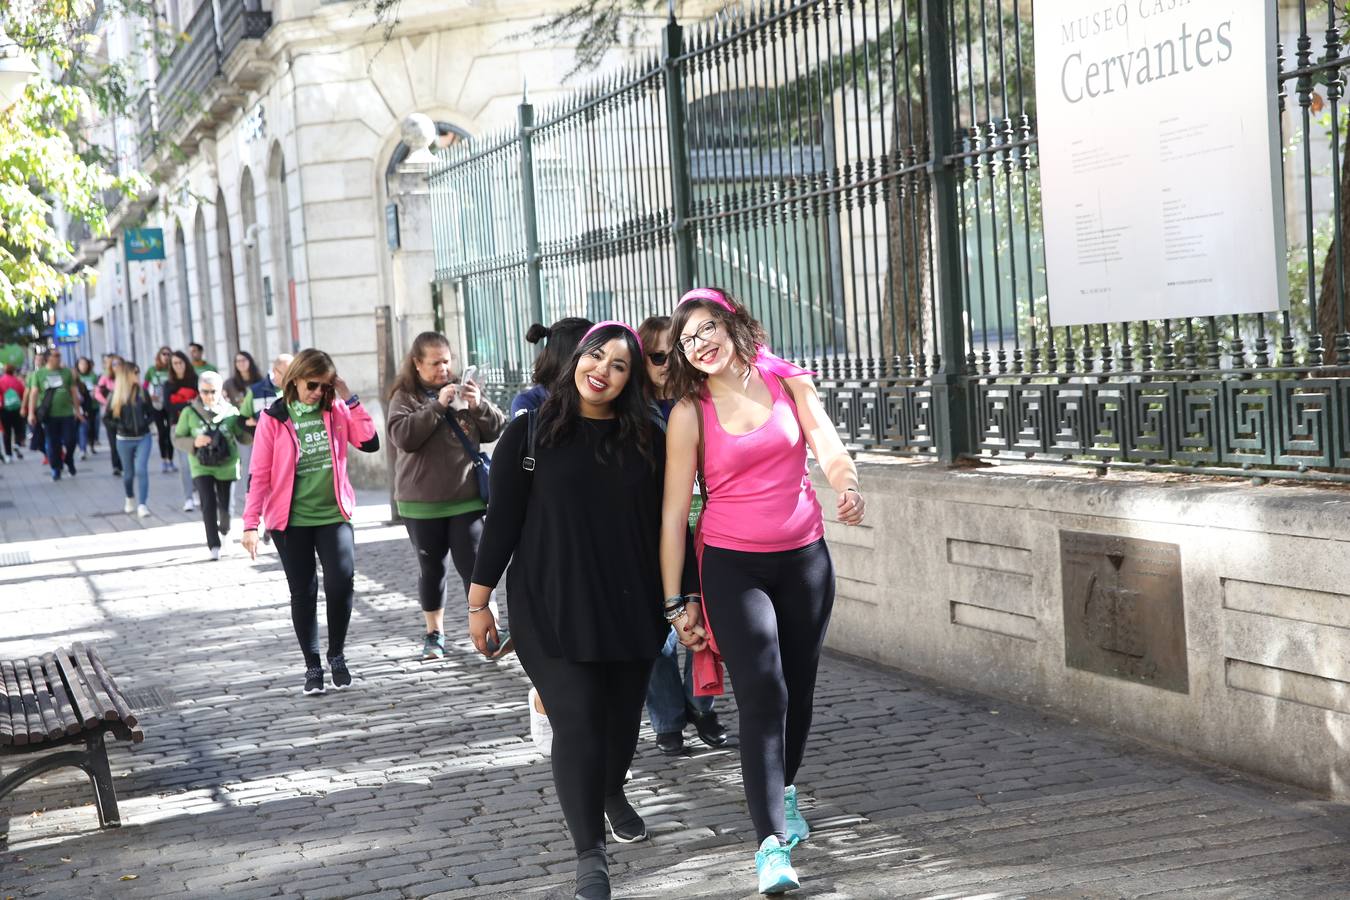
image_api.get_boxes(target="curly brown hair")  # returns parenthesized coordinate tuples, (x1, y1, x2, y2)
(665, 288, 767, 402)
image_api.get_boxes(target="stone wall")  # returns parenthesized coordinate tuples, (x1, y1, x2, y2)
(818, 460, 1350, 801)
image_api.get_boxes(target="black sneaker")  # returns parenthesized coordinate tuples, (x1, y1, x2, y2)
(603, 792, 647, 843)
(66, 459, 76, 476)
(655, 731, 684, 755)
(328, 655, 352, 690)
(689, 706, 729, 747)
(303, 665, 325, 695)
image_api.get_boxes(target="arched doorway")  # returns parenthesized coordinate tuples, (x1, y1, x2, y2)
(173, 222, 192, 348)
(239, 167, 266, 361)
(193, 207, 216, 360)
(266, 143, 296, 353)
(215, 189, 241, 355)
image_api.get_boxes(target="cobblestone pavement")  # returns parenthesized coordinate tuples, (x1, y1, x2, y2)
(2, 451, 1349, 899)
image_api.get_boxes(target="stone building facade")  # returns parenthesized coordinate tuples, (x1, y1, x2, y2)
(58, 0, 671, 483)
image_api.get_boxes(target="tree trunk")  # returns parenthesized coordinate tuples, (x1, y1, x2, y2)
(881, 93, 932, 376)
(1315, 136, 1350, 363)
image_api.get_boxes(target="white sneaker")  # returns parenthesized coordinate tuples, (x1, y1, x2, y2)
(183, 498, 195, 512)
(209, 547, 220, 561)
(528, 687, 552, 755)
(123, 497, 135, 514)
(79, 451, 87, 461)
(136, 504, 150, 519)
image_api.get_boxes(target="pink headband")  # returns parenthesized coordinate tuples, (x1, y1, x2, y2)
(677, 287, 735, 313)
(582, 320, 644, 355)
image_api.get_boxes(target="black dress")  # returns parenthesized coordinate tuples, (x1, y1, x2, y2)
(472, 414, 668, 662)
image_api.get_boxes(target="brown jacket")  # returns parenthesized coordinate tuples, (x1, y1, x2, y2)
(387, 387, 506, 504)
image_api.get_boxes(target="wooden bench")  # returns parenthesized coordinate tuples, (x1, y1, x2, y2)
(0, 643, 143, 828)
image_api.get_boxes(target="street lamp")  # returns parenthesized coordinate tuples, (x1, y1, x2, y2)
(0, 25, 38, 112)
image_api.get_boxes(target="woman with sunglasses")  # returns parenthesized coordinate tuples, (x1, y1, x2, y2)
(146, 346, 176, 474)
(174, 370, 249, 560)
(164, 351, 200, 510)
(637, 315, 728, 757)
(467, 322, 686, 900)
(660, 287, 865, 895)
(242, 349, 380, 695)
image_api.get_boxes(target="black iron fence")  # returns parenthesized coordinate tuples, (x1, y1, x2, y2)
(431, 0, 1350, 481)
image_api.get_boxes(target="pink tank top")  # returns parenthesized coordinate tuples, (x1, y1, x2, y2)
(699, 368, 825, 553)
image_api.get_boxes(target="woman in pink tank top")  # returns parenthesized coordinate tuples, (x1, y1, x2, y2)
(658, 287, 866, 894)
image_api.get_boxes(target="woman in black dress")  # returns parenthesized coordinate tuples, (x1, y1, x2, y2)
(466, 321, 695, 900)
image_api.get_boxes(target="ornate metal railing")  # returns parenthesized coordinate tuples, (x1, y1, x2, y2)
(432, 0, 1350, 481)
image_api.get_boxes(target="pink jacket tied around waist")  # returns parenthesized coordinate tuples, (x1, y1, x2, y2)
(243, 397, 379, 533)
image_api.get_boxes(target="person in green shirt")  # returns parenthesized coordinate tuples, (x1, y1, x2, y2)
(224, 350, 263, 516)
(188, 342, 217, 373)
(26, 348, 84, 480)
(386, 331, 505, 660)
(74, 356, 100, 460)
(173, 370, 249, 560)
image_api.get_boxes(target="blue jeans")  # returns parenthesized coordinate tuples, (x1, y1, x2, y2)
(42, 415, 77, 473)
(645, 627, 715, 734)
(116, 433, 153, 505)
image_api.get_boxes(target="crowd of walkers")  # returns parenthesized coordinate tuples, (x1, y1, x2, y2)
(2, 284, 864, 898)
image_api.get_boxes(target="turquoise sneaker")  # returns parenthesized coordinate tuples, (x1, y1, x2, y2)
(784, 785, 810, 842)
(755, 835, 800, 894)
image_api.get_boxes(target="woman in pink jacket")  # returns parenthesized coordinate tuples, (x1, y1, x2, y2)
(241, 349, 380, 695)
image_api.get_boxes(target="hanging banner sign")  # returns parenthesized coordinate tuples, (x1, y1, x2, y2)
(124, 228, 166, 261)
(1033, 0, 1286, 326)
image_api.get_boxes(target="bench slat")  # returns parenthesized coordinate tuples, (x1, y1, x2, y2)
(56, 649, 103, 731)
(84, 645, 138, 729)
(41, 652, 83, 737)
(0, 659, 18, 746)
(11, 660, 46, 744)
(71, 643, 118, 722)
(26, 657, 66, 742)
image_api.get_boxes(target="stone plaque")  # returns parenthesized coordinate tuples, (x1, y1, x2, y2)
(1061, 531, 1188, 694)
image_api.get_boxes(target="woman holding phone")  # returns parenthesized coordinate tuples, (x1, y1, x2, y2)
(242, 349, 380, 695)
(387, 332, 505, 660)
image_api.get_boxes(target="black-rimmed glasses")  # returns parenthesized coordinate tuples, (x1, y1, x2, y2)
(676, 319, 719, 354)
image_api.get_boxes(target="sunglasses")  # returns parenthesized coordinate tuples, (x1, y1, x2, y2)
(647, 351, 669, 366)
(305, 380, 334, 392)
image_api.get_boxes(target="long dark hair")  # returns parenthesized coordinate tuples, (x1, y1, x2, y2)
(527, 316, 592, 387)
(666, 287, 766, 402)
(537, 324, 655, 467)
(166, 350, 199, 392)
(227, 350, 262, 399)
(388, 331, 450, 401)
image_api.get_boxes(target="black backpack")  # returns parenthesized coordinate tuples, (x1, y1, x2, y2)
(195, 412, 232, 467)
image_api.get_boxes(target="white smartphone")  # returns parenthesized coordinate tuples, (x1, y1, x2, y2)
(461, 365, 479, 385)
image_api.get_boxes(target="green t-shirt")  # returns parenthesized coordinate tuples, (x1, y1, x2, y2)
(146, 366, 169, 408)
(289, 402, 344, 526)
(32, 367, 75, 418)
(175, 403, 242, 481)
(397, 498, 487, 520)
(193, 360, 217, 373)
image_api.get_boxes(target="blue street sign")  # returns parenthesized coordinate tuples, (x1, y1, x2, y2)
(125, 228, 166, 261)
(55, 320, 85, 342)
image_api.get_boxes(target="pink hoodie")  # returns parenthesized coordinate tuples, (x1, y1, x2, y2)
(243, 397, 379, 533)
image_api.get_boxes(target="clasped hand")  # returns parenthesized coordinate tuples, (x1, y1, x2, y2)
(674, 601, 709, 652)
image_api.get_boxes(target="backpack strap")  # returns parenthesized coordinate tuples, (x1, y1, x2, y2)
(522, 408, 537, 472)
(694, 395, 708, 501)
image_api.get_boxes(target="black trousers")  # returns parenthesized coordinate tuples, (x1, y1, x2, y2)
(700, 537, 834, 843)
(403, 510, 485, 613)
(192, 475, 233, 549)
(152, 408, 174, 461)
(272, 522, 355, 667)
(514, 643, 652, 855)
(0, 409, 24, 456)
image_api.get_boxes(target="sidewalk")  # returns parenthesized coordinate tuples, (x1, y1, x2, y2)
(1, 449, 1348, 898)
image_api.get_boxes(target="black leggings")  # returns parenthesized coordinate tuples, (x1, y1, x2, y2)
(272, 522, 355, 667)
(193, 475, 233, 549)
(700, 538, 834, 843)
(403, 511, 485, 613)
(0, 409, 23, 456)
(514, 629, 652, 855)
(153, 409, 174, 461)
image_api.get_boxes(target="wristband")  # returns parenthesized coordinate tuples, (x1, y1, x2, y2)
(467, 605, 492, 614)
(663, 595, 685, 609)
(845, 487, 861, 495)
(663, 604, 687, 623)
(345, 394, 360, 407)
